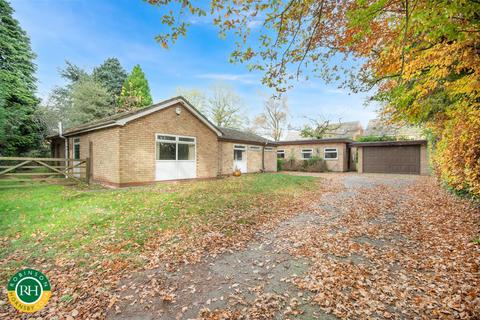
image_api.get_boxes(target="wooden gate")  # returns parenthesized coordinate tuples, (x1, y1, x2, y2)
(0, 157, 91, 189)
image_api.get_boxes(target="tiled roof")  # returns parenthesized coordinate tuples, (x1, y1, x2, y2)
(50, 96, 221, 137)
(219, 127, 274, 144)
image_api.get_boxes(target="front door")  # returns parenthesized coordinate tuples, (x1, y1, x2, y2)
(233, 145, 247, 173)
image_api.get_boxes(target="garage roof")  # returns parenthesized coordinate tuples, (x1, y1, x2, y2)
(351, 140, 427, 147)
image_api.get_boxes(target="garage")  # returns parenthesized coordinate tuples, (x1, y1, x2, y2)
(354, 140, 428, 175)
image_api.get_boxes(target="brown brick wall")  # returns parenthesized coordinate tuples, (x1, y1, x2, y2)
(69, 128, 121, 184)
(247, 146, 263, 172)
(357, 147, 364, 173)
(118, 103, 219, 184)
(219, 142, 278, 174)
(420, 144, 429, 175)
(264, 149, 277, 172)
(219, 141, 234, 175)
(276, 143, 348, 172)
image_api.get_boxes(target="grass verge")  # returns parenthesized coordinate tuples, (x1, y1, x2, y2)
(0, 173, 319, 318)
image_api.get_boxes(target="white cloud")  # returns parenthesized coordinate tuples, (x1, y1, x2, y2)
(195, 73, 259, 85)
(324, 88, 345, 94)
(247, 19, 263, 29)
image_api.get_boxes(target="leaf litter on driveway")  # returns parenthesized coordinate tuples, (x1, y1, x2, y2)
(110, 174, 479, 319)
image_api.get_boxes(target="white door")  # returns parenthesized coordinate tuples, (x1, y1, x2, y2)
(73, 138, 81, 178)
(233, 145, 247, 173)
(155, 135, 196, 181)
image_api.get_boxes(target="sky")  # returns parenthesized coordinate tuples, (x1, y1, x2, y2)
(11, 0, 379, 129)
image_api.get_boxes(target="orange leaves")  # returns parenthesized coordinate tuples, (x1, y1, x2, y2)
(434, 105, 480, 198)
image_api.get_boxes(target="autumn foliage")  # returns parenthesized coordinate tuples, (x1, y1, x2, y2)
(434, 106, 480, 197)
(150, 0, 480, 197)
(345, 1, 480, 198)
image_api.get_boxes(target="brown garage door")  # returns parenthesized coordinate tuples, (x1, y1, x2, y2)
(363, 145, 420, 174)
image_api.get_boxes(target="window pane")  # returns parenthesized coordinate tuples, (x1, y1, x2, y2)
(277, 153, 285, 159)
(302, 152, 312, 159)
(156, 142, 176, 160)
(234, 150, 243, 160)
(157, 135, 176, 141)
(179, 137, 194, 142)
(234, 145, 246, 150)
(178, 143, 195, 160)
(74, 144, 80, 159)
(325, 151, 338, 159)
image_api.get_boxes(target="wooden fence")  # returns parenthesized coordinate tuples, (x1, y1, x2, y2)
(0, 157, 91, 189)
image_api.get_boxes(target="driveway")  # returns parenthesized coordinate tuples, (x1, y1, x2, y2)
(109, 173, 479, 319)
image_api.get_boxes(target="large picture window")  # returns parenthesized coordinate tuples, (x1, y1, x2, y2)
(324, 148, 338, 160)
(156, 134, 196, 161)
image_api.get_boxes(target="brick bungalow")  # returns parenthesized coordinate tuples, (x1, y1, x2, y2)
(276, 139, 351, 172)
(49, 96, 277, 187)
(276, 139, 429, 175)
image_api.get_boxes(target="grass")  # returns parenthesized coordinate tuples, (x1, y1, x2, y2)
(0, 173, 316, 280)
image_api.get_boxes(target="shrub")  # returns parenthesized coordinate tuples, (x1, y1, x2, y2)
(277, 159, 284, 171)
(281, 156, 328, 172)
(433, 106, 480, 199)
(356, 135, 399, 142)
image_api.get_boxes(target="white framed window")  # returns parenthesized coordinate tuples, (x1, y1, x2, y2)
(73, 137, 80, 160)
(277, 149, 285, 159)
(301, 148, 313, 160)
(249, 146, 261, 151)
(234, 145, 246, 150)
(156, 134, 196, 161)
(233, 145, 246, 161)
(264, 147, 274, 152)
(324, 147, 338, 160)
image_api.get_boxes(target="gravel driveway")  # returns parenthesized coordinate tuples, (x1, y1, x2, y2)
(109, 173, 479, 319)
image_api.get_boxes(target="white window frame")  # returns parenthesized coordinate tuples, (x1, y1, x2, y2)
(233, 144, 247, 163)
(324, 147, 338, 160)
(301, 148, 313, 160)
(277, 149, 285, 159)
(264, 147, 274, 152)
(155, 134, 196, 162)
(234, 144, 246, 150)
(249, 145, 261, 151)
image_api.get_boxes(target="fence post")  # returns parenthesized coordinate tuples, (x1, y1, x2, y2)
(88, 141, 93, 184)
(85, 157, 91, 184)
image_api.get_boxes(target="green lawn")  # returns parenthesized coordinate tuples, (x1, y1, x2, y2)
(0, 173, 316, 281)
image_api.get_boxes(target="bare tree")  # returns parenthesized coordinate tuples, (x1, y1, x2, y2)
(300, 116, 341, 139)
(208, 83, 245, 129)
(254, 96, 288, 141)
(176, 87, 207, 113)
